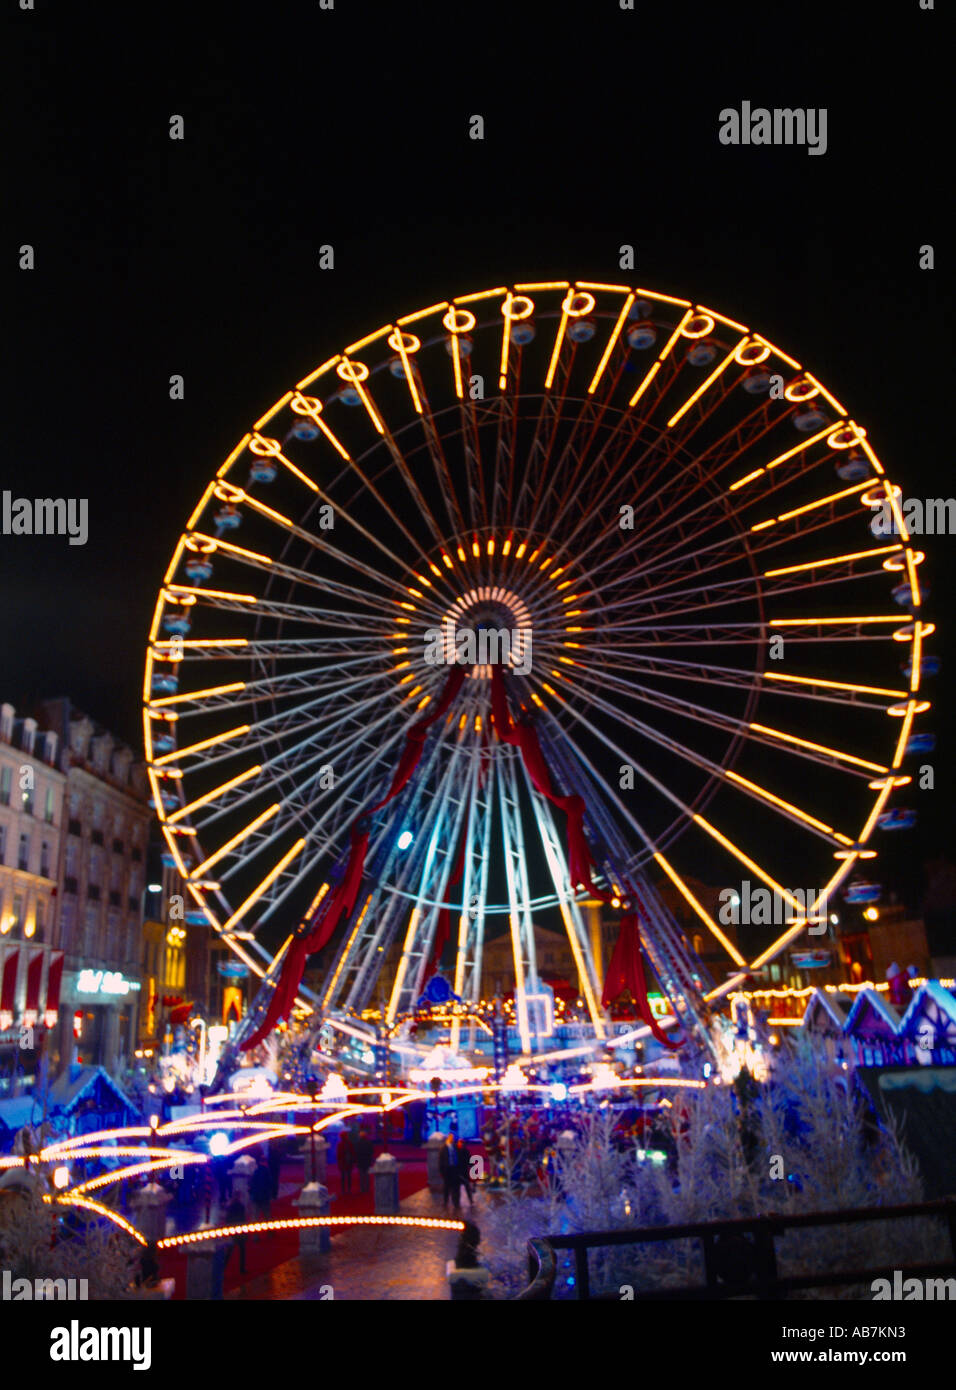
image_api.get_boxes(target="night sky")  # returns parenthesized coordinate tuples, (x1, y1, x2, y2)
(8, 1, 951, 914)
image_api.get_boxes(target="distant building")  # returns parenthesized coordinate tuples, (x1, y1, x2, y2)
(40, 698, 151, 1074)
(0, 703, 65, 1090)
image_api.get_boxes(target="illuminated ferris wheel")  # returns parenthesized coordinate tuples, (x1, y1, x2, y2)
(144, 279, 931, 1058)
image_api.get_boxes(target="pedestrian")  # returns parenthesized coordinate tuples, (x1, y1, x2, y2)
(439, 1134, 462, 1210)
(337, 1128, 355, 1196)
(135, 1241, 160, 1289)
(214, 1154, 232, 1205)
(267, 1141, 282, 1200)
(455, 1137, 475, 1207)
(197, 1159, 215, 1225)
(226, 1194, 248, 1274)
(250, 1157, 273, 1226)
(354, 1128, 374, 1193)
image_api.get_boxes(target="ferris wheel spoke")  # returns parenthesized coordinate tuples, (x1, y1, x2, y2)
(579, 564, 900, 631)
(584, 647, 905, 712)
(546, 660, 888, 781)
(175, 531, 437, 611)
(536, 693, 821, 917)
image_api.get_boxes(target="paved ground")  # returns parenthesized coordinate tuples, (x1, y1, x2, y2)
(225, 1186, 486, 1301)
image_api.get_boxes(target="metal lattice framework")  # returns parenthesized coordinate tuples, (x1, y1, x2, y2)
(144, 279, 930, 1056)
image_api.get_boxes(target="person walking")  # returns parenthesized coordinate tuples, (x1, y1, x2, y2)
(226, 1194, 248, 1275)
(267, 1141, 282, 1200)
(250, 1157, 273, 1228)
(455, 1137, 475, 1208)
(439, 1134, 462, 1211)
(337, 1128, 355, 1196)
(354, 1128, 374, 1194)
(197, 1159, 216, 1226)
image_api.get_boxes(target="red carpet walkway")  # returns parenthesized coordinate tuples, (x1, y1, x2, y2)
(158, 1144, 434, 1298)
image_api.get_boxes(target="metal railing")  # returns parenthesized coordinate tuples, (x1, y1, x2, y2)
(518, 1197, 956, 1300)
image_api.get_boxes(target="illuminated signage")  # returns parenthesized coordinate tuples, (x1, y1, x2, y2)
(76, 970, 141, 997)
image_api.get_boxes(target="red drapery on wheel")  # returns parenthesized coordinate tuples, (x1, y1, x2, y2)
(601, 913, 683, 1049)
(489, 667, 607, 898)
(428, 825, 468, 974)
(241, 664, 469, 1051)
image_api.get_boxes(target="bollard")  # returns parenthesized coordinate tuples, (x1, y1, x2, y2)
(371, 1153, 400, 1215)
(425, 1131, 446, 1193)
(228, 1154, 256, 1205)
(129, 1183, 173, 1245)
(295, 1182, 331, 1256)
(185, 1241, 228, 1300)
(303, 1134, 329, 1186)
(446, 1262, 491, 1300)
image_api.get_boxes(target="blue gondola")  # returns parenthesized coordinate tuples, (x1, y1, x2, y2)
(213, 505, 241, 532)
(793, 407, 829, 432)
(876, 808, 917, 830)
(741, 369, 772, 393)
(337, 386, 362, 406)
(900, 654, 939, 679)
(444, 334, 473, 357)
(844, 880, 881, 905)
(905, 732, 936, 754)
(626, 323, 657, 350)
(162, 614, 191, 636)
(686, 341, 716, 366)
(184, 555, 213, 582)
(289, 420, 321, 441)
(510, 322, 536, 345)
(151, 673, 179, 694)
(835, 451, 869, 482)
(568, 318, 596, 343)
(248, 459, 277, 483)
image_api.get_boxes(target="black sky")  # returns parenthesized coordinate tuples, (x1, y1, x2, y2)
(7, 1, 951, 909)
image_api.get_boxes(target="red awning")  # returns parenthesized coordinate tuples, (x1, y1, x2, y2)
(25, 950, 44, 1013)
(44, 952, 64, 1021)
(1, 949, 19, 1013)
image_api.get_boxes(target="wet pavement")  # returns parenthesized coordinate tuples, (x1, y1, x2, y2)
(224, 1185, 486, 1301)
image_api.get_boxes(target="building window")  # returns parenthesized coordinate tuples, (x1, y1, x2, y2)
(21, 781, 34, 816)
(107, 911, 120, 960)
(92, 800, 103, 830)
(0, 766, 11, 806)
(17, 833, 30, 872)
(44, 787, 55, 825)
(59, 898, 76, 948)
(40, 841, 51, 878)
(0, 825, 5, 865)
(34, 899, 45, 942)
(12, 895, 23, 933)
(84, 904, 99, 956)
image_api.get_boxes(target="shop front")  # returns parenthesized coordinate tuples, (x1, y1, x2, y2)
(57, 967, 140, 1075)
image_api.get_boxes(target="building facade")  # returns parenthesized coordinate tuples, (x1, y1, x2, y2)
(0, 704, 66, 1092)
(41, 699, 152, 1075)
